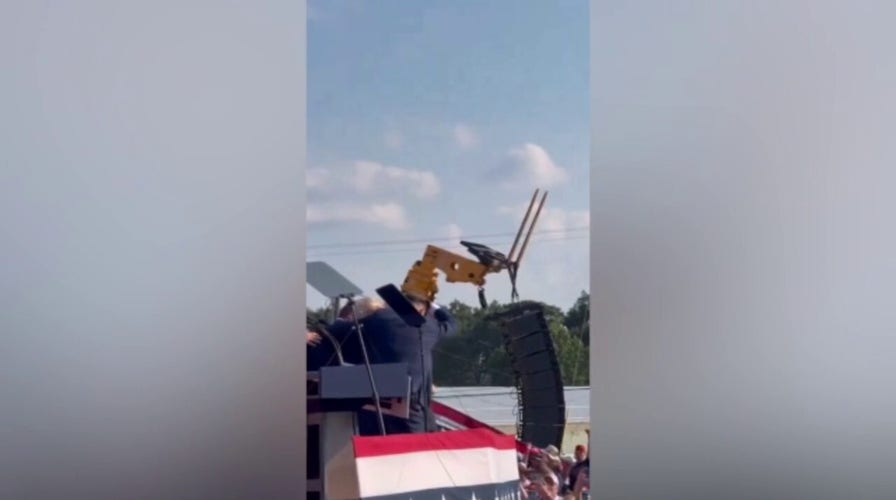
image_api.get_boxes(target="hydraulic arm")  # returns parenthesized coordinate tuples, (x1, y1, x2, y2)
(401, 189, 548, 308)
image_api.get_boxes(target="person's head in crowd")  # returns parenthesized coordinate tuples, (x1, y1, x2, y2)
(535, 460, 556, 479)
(527, 451, 543, 470)
(547, 454, 562, 473)
(517, 452, 528, 473)
(534, 471, 560, 499)
(560, 454, 575, 478)
(574, 444, 588, 463)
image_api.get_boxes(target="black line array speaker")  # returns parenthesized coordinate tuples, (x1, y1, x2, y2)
(498, 304, 566, 450)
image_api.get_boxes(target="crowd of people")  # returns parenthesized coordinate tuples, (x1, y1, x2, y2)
(517, 438, 590, 500)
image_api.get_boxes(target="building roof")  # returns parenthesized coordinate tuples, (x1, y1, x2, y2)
(433, 386, 590, 427)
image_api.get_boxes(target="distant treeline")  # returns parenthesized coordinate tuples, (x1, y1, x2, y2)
(307, 291, 590, 387)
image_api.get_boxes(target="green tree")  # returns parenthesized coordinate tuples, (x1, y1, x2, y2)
(307, 305, 333, 326)
(564, 291, 590, 347)
(434, 301, 508, 385)
(433, 299, 590, 386)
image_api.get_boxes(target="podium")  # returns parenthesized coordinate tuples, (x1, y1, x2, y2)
(307, 363, 411, 500)
(304, 263, 420, 499)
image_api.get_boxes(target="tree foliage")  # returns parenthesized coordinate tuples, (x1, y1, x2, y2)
(307, 292, 590, 387)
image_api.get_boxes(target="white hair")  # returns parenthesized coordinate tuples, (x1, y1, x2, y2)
(339, 296, 385, 321)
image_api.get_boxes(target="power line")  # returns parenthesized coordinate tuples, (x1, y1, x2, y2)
(307, 233, 588, 258)
(306, 225, 589, 250)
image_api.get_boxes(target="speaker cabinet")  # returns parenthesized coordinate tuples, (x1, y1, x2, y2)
(499, 305, 566, 450)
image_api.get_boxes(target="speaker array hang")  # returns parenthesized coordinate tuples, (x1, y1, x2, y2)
(498, 304, 567, 450)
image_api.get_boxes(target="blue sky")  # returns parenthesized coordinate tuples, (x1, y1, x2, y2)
(306, 0, 589, 310)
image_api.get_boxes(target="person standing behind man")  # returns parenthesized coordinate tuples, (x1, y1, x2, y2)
(306, 297, 387, 371)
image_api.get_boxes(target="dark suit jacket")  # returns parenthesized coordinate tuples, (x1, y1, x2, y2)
(328, 306, 458, 401)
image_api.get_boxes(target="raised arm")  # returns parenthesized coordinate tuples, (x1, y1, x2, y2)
(431, 303, 458, 340)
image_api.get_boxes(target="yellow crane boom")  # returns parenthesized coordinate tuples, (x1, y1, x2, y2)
(400, 189, 548, 307)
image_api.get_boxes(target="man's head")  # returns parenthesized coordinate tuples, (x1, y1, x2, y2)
(574, 444, 588, 462)
(405, 294, 429, 315)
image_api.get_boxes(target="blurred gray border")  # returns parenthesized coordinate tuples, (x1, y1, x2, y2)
(591, 1, 896, 499)
(0, 1, 307, 498)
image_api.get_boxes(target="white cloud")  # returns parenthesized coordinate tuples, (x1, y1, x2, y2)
(453, 123, 479, 150)
(350, 161, 440, 198)
(309, 161, 440, 200)
(384, 130, 403, 150)
(490, 143, 569, 189)
(307, 201, 409, 230)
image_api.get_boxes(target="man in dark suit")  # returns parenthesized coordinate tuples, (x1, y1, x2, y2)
(328, 295, 458, 435)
